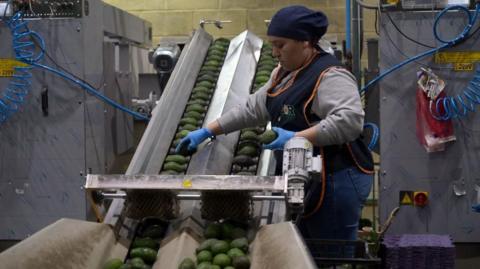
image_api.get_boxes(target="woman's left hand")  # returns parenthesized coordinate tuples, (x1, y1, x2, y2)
(263, 127, 295, 150)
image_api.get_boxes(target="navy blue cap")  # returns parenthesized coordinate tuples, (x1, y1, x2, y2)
(267, 5, 328, 41)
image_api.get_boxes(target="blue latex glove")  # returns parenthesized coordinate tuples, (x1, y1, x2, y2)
(175, 128, 214, 154)
(263, 127, 295, 150)
(472, 204, 480, 213)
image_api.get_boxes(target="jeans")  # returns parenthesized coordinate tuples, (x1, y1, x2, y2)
(297, 166, 373, 256)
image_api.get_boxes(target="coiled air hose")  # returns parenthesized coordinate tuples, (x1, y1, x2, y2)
(0, 11, 149, 124)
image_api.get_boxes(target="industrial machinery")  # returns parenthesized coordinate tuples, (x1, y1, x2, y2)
(0, 13, 332, 266)
(0, 0, 152, 241)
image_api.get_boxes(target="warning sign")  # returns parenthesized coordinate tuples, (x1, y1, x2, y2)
(0, 58, 29, 77)
(399, 191, 413, 206)
(435, 51, 480, 64)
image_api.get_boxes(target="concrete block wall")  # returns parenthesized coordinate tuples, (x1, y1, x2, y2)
(104, 0, 377, 67)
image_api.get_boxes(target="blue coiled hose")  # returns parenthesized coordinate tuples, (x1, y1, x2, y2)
(430, 65, 480, 120)
(1, 11, 149, 124)
(0, 12, 44, 123)
(361, 4, 480, 95)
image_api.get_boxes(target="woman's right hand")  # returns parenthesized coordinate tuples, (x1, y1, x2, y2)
(175, 128, 215, 154)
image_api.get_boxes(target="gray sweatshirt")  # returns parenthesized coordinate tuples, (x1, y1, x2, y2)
(216, 66, 365, 147)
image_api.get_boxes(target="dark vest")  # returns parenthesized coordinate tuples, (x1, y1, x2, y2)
(265, 52, 374, 174)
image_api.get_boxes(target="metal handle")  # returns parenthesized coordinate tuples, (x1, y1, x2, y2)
(100, 191, 285, 201)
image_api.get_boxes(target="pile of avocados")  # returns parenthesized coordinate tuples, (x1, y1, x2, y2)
(161, 38, 230, 174)
(231, 43, 278, 176)
(178, 221, 251, 269)
(102, 223, 166, 269)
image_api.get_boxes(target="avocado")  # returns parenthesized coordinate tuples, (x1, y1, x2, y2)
(165, 155, 187, 164)
(131, 237, 158, 250)
(196, 238, 219, 253)
(207, 49, 225, 58)
(212, 253, 232, 267)
(227, 248, 245, 259)
(186, 104, 207, 114)
(141, 225, 166, 238)
(175, 130, 190, 139)
(187, 99, 208, 106)
(240, 130, 258, 141)
(180, 117, 199, 126)
(232, 155, 256, 167)
(200, 65, 220, 72)
(231, 227, 247, 239)
(129, 257, 146, 269)
(230, 237, 249, 253)
(237, 145, 258, 157)
(211, 240, 229, 255)
(204, 223, 221, 239)
(221, 222, 234, 239)
(232, 255, 250, 269)
(206, 54, 224, 62)
(255, 75, 270, 85)
(181, 123, 198, 131)
(198, 69, 219, 77)
(196, 80, 214, 89)
(214, 37, 230, 44)
(160, 170, 178, 175)
(197, 262, 212, 269)
(103, 258, 124, 269)
(184, 110, 203, 120)
(130, 247, 157, 263)
(178, 258, 195, 269)
(191, 91, 211, 101)
(258, 129, 278, 144)
(192, 86, 213, 94)
(163, 162, 187, 173)
(204, 60, 220, 67)
(196, 250, 213, 264)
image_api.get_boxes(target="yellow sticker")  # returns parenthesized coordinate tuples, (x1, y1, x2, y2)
(0, 59, 29, 77)
(399, 190, 413, 206)
(182, 179, 192, 188)
(435, 51, 480, 64)
(401, 193, 413, 205)
(454, 63, 474, 71)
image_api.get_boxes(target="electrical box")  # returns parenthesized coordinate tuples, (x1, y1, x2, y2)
(0, 0, 83, 18)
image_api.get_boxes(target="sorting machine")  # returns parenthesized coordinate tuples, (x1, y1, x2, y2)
(88, 29, 323, 268)
(1, 28, 327, 269)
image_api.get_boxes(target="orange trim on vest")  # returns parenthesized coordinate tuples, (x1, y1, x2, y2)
(267, 52, 319, 98)
(346, 143, 375, 174)
(303, 147, 327, 219)
(302, 67, 338, 126)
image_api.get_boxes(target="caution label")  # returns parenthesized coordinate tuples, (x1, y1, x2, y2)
(399, 191, 413, 206)
(435, 51, 480, 64)
(0, 59, 29, 77)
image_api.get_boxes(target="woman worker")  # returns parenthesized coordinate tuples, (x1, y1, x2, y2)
(177, 5, 374, 243)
